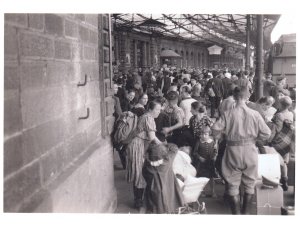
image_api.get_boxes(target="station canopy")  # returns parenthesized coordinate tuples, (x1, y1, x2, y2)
(112, 14, 280, 50)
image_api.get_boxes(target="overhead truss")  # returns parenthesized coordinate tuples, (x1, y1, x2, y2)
(112, 14, 280, 49)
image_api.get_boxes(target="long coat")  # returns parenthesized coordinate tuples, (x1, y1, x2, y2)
(142, 144, 185, 213)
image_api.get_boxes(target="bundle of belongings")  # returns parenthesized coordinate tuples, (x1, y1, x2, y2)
(172, 146, 209, 213)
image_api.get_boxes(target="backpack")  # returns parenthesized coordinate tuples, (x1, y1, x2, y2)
(271, 120, 295, 157)
(113, 112, 138, 145)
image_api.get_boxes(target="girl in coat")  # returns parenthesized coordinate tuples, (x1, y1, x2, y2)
(142, 143, 185, 213)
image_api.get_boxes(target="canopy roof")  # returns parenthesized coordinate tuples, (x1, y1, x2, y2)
(112, 14, 280, 50)
(160, 49, 182, 58)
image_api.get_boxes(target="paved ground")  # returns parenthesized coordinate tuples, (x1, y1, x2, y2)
(113, 150, 295, 214)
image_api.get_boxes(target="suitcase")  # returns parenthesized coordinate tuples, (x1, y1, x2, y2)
(255, 182, 283, 215)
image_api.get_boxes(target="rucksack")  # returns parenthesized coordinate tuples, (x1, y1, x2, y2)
(271, 120, 295, 157)
(113, 112, 138, 145)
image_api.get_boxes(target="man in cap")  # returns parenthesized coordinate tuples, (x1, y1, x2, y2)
(204, 70, 224, 118)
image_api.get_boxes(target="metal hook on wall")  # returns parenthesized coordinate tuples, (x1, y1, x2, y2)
(78, 107, 90, 120)
(77, 74, 87, 87)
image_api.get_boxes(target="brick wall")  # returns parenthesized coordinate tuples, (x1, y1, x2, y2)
(4, 14, 116, 212)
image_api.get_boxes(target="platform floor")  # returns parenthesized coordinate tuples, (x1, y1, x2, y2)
(113, 151, 295, 214)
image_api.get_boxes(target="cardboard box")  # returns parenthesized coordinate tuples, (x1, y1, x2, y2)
(255, 182, 283, 215)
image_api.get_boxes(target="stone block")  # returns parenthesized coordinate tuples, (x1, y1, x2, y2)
(40, 144, 65, 185)
(103, 47, 109, 63)
(45, 14, 63, 36)
(19, 61, 47, 90)
(63, 103, 92, 138)
(28, 14, 44, 30)
(81, 62, 99, 81)
(71, 43, 83, 61)
(62, 84, 86, 114)
(4, 65, 19, 91)
(65, 132, 87, 162)
(22, 118, 65, 164)
(46, 61, 75, 86)
(103, 64, 110, 79)
(104, 81, 113, 98)
(20, 32, 54, 58)
(65, 19, 78, 38)
(5, 13, 28, 27)
(62, 111, 78, 140)
(95, 48, 99, 61)
(85, 14, 98, 27)
(4, 94, 23, 136)
(86, 119, 101, 144)
(4, 134, 23, 177)
(55, 40, 71, 59)
(89, 30, 98, 44)
(4, 25, 18, 59)
(86, 81, 100, 102)
(54, 142, 70, 171)
(102, 15, 109, 30)
(4, 161, 41, 212)
(83, 45, 95, 60)
(79, 25, 89, 42)
(88, 101, 101, 123)
(21, 87, 64, 129)
(103, 32, 109, 46)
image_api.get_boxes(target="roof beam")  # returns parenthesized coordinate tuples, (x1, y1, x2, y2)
(199, 14, 245, 43)
(229, 14, 244, 33)
(162, 14, 219, 45)
(183, 14, 244, 48)
(135, 14, 209, 45)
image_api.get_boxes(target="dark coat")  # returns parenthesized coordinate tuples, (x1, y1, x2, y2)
(120, 98, 134, 112)
(142, 144, 185, 213)
(112, 95, 122, 119)
(204, 77, 224, 98)
(222, 77, 233, 99)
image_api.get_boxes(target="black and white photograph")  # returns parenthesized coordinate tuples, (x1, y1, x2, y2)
(1, 0, 298, 224)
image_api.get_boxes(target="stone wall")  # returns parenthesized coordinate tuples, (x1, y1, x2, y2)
(113, 29, 247, 72)
(4, 13, 116, 212)
(160, 39, 209, 68)
(113, 30, 211, 71)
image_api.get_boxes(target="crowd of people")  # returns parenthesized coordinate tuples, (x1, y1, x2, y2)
(111, 65, 296, 214)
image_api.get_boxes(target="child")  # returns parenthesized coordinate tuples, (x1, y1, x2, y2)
(193, 126, 218, 197)
(142, 143, 185, 213)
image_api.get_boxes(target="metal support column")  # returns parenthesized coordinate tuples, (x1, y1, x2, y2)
(134, 40, 137, 68)
(142, 42, 147, 68)
(245, 14, 251, 71)
(255, 14, 264, 100)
